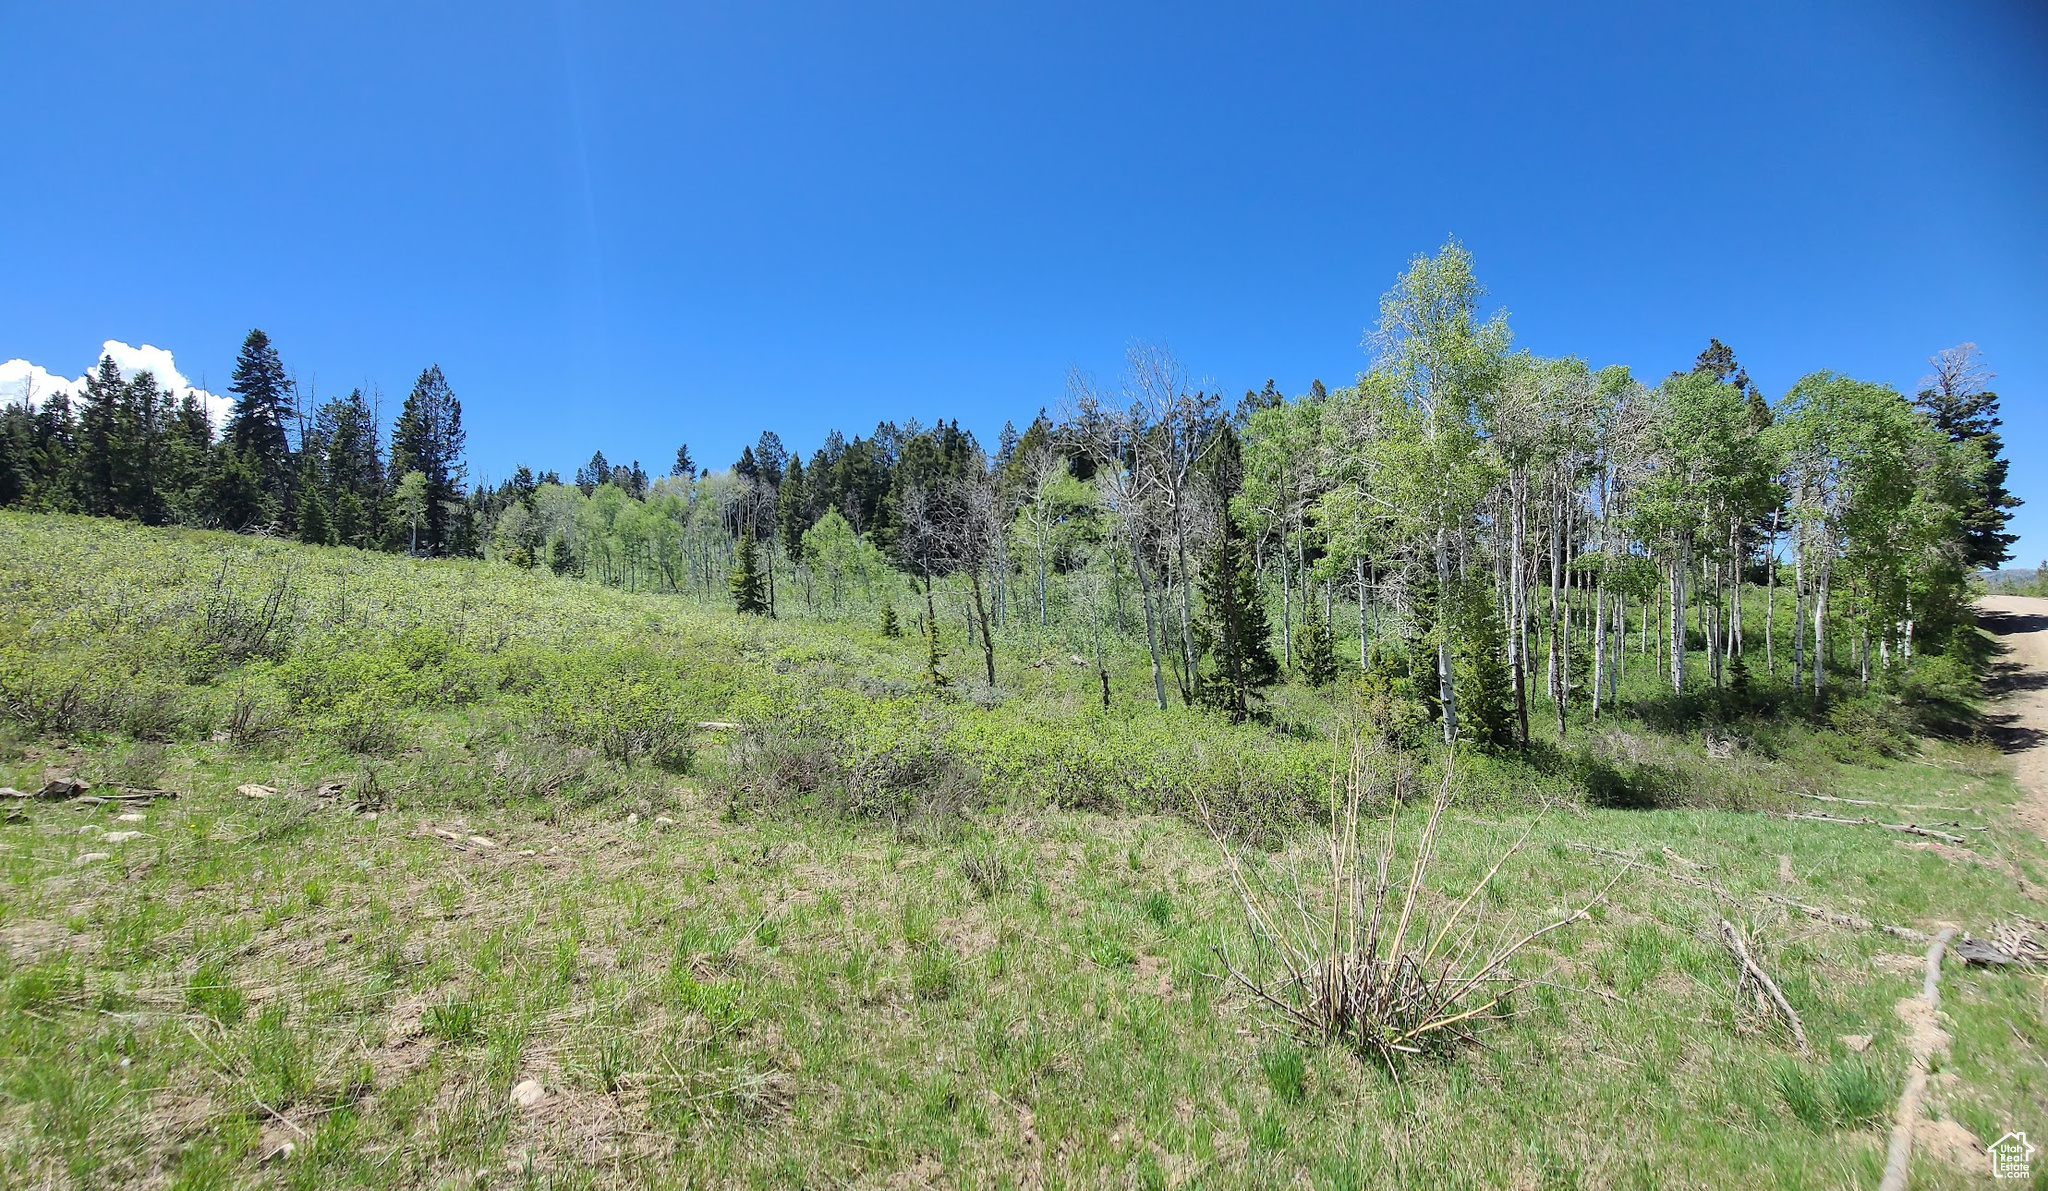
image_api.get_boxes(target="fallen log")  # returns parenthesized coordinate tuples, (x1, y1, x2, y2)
(1796, 792, 1978, 815)
(1718, 919, 1811, 1056)
(1782, 813, 1968, 845)
(1758, 892, 1931, 944)
(1877, 929, 1958, 1191)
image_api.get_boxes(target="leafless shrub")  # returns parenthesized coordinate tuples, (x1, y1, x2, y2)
(1210, 742, 1622, 1064)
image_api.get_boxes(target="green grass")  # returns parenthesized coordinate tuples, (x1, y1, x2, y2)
(0, 511, 2043, 1187)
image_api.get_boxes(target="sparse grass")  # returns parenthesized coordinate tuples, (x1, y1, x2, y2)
(0, 512, 2042, 1188)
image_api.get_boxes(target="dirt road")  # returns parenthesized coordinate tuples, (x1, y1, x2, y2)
(1979, 595, 2048, 840)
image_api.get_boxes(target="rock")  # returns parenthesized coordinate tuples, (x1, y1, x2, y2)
(74, 852, 110, 866)
(115, 812, 146, 823)
(467, 835, 498, 849)
(626, 812, 640, 826)
(103, 831, 142, 844)
(238, 784, 278, 800)
(314, 780, 350, 800)
(78, 825, 102, 835)
(0, 788, 26, 800)
(38, 776, 90, 800)
(361, 812, 378, 821)
(1070, 654, 1089, 667)
(261, 1140, 297, 1164)
(654, 816, 676, 826)
(1954, 937, 2019, 967)
(519, 848, 537, 857)
(508, 1079, 545, 1108)
(1838, 1033, 1873, 1052)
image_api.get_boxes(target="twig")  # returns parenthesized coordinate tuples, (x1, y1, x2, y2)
(1877, 929, 1957, 1191)
(1716, 919, 1810, 1056)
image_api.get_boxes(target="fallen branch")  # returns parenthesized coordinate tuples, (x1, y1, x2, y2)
(1782, 813, 1967, 845)
(1877, 929, 1957, 1191)
(1757, 893, 1931, 944)
(1797, 791, 1977, 815)
(1717, 919, 1811, 1056)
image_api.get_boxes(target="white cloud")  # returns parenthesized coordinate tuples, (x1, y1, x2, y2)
(0, 341, 232, 428)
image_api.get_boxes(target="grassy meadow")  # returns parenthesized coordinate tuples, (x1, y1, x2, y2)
(1, 511, 2045, 1189)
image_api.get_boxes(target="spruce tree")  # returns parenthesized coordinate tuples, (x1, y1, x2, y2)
(880, 600, 902, 638)
(76, 354, 123, 516)
(547, 535, 574, 575)
(778, 455, 809, 555)
(223, 330, 294, 514)
(730, 532, 769, 614)
(671, 443, 695, 478)
(388, 366, 465, 555)
(1916, 347, 2021, 568)
(1196, 517, 1281, 721)
(298, 486, 335, 545)
(1296, 586, 1338, 686)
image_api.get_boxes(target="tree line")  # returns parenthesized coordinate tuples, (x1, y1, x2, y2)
(0, 330, 468, 556)
(1, 243, 2022, 737)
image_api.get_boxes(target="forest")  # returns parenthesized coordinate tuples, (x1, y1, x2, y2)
(1, 243, 2022, 740)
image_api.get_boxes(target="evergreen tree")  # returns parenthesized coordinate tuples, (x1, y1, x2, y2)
(161, 392, 214, 524)
(1448, 580, 1516, 749)
(388, 366, 465, 555)
(1296, 586, 1338, 686)
(317, 389, 383, 546)
(671, 443, 695, 478)
(576, 450, 609, 496)
(223, 330, 294, 513)
(547, 535, 574, 575)
(730, 532, 769, 614)
(880, 600, 901, 638)
(298, 484, 335, 545)
(1916, 344, 2020, 568)
(75, 354, 125, 516)
(117, 371, 168, 524)
(1195, 516, 1280, 721)
(206, 446, 267, 531)
(777, 455, 809, 555)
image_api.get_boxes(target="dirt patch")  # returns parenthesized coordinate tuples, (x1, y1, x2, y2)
(1915, 1117, 1991, 1177)
(1978, 596, 2048, 841)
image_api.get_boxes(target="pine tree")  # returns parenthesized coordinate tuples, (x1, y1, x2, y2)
(1448, 580, 1516, 749)
(76, 354, 124, 516)
(778, 455, 809, 555)
(223, 330, 294, 514)
(206, 446, 267, 531)
(1916, 345, 2021, 568)
(1296, 586, 1338, 686)
(547, 535, 574, 575)
(317, 389, 382, 546)
(117, 371, 168, 524)
(388, 366, 465, 555)
(298, 486, 335, 545)
(1196, 517, 1281, 721)
(730, 532, 769, 614)
(671, 443, 695, 478)
(880, 600, 901, 638)
(576, 450, 609, 496)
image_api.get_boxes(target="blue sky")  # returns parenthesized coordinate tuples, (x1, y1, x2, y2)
(5, 2, 2045, 563)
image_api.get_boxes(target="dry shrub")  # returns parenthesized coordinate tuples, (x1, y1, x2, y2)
(1210, 741, 1619, 1064)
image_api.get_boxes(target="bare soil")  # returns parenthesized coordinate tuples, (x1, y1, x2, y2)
(1979, 595, 2048, 841)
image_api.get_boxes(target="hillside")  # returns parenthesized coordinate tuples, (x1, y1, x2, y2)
(2, 513, 2044, 1188)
